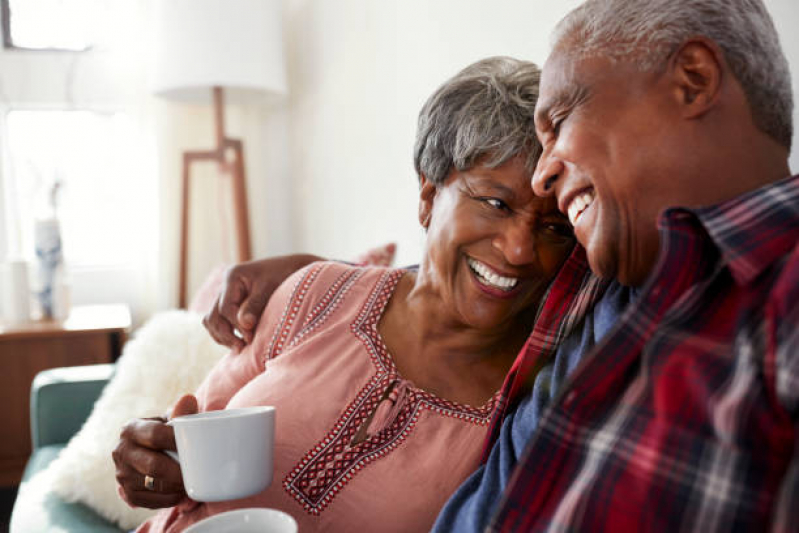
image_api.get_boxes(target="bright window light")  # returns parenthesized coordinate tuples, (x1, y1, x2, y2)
(6, 109, 155, 269)
(6, 0, 107, 50)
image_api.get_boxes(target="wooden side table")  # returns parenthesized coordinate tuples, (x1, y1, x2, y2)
(0, 304, 131, 487)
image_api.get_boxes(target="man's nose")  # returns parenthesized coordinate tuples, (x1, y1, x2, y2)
(532, 152, 563, 198)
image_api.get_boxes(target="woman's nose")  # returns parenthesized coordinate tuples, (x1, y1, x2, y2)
(493, 220, 537, 266)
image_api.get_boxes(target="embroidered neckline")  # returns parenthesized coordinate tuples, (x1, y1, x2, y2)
(353, 268, 500, 417)
(282, 265, 498, 516)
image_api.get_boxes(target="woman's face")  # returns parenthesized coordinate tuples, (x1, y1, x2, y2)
(419, 155, 575, 331)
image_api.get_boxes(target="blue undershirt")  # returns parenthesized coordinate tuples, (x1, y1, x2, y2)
(431, 281, 632, 533)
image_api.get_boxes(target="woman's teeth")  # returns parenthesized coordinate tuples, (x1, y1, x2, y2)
(467, 258, 518, 290)
(567, 190, 595, 226)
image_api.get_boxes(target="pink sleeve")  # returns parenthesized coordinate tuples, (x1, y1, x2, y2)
(193, 264, 318, 412)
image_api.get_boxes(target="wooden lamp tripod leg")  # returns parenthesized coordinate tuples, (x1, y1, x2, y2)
(226, 139, 252, 264)
(179, 152, 192, 309)
(178, 87, 252, 309)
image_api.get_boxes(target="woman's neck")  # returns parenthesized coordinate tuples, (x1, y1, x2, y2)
(378, 269, 537, 406)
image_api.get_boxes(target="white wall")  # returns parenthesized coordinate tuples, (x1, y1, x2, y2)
(1, 0, 797, 318)
(277, 0, 799, 268)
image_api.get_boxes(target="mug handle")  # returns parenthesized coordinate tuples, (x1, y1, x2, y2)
(164, 419, 180, 463)
(164, 450, 180, 463)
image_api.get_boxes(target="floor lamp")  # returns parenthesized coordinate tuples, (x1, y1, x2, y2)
(152, 0, 287, 308)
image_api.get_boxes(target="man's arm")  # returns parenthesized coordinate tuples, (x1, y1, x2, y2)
(203, 254, 321, 351)
(771, 250, 799, 531)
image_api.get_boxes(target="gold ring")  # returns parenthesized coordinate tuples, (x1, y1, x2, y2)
(144, 475, 156, 491)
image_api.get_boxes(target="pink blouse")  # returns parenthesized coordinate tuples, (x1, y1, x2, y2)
(138, 262, 498, 533)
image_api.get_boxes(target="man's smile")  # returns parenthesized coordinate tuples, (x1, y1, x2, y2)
(563, 188, 595, 226)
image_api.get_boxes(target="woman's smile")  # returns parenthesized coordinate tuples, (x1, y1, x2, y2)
(466, 256, 524, 299)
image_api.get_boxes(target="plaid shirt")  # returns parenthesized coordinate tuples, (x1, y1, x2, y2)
(486, 174, 799, 532)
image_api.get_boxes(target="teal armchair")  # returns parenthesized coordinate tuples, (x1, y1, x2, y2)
(10, 364, 124, 532)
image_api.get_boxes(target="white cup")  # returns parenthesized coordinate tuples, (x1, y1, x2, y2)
(184, 508, 297, 533)
(167, 406, 275, 502)
(1, 260, 31, 323)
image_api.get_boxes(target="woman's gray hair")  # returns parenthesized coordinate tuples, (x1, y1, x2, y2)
(413, 57, 541, 186)
(553, 0, 793, 150)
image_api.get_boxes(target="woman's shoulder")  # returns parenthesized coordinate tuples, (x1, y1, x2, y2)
(258, 261, 404, 359)
(296, 260, 400, 285)
(272, 261, 403, 316)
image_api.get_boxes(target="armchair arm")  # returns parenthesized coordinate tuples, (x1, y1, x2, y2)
(30, 364, 115, 449)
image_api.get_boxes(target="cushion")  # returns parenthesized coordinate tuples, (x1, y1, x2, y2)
(11, 445, 121, 532)
(187, 265, 228, 316)
(38, 311, 227, 530)
(353, 242, 397, 266)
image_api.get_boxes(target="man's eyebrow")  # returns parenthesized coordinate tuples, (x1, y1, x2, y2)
(536, 82, 590, 130)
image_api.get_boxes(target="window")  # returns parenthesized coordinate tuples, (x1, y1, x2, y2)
(0, 1, 159, 318)
(5, 109, 156, 269)
(2, 0, 108, 51)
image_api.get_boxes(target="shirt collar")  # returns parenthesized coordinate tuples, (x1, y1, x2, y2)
(662, 174, 799, 286)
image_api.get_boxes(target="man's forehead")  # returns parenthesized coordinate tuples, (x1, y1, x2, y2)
(536, 51, 581, 113)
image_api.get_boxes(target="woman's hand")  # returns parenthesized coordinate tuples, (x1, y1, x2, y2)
(203, 254, 321, 352)
(113, 395, 198, 509)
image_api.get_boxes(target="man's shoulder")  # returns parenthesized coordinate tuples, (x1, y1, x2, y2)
(766, 239, 799, 327)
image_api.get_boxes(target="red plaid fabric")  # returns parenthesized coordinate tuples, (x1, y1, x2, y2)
(488, 175, 799, 532)
(481, 245, 609, 461)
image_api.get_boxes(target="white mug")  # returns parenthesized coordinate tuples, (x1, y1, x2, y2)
(184, 508, 298, 533)
(167, 406, 275, 502)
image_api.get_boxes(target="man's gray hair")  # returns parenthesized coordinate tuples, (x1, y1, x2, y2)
(553, 0, 793, 150)
(414, 56, 541, 186)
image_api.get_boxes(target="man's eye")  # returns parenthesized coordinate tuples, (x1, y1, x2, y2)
(481, 197, 509, 211)
(543, 222, 574, 238)
(551, 117, 563, 135)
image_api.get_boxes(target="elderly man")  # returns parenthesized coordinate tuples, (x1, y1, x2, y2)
(472, 0, 796, 530)
(204, 0, 797, 531)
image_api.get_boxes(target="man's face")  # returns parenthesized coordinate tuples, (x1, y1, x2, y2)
(531, 49, 680, 286)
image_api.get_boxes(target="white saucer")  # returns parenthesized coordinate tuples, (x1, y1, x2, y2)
(184, 508, 298, 533)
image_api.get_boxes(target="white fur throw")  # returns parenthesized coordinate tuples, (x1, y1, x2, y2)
(44, 310, 227, 530)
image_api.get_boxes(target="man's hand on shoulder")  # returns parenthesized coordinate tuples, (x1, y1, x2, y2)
(203, 254, 321, 352)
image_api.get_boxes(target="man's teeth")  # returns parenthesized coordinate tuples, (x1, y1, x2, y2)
(567, 190, 595, 226)
(467, 258, 518, 291)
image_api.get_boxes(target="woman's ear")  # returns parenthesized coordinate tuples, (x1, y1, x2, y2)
(418, 173, 436, 229)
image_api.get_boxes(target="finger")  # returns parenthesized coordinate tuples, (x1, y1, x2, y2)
(115, 461, 185, 495)
(169, 394, 199, 419)
(218, 275, 248, 329)
(122, 488, 188, 509)
(120, 418, 176, 452)
(236, 292, 269, 341)
(203, 301, 244, 352)
(129, 446, 183, 482)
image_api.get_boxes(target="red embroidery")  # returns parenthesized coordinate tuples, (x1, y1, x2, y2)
(291, 269, 362, 349)
(265, 264, 322, 362)
(282, 268, 499, 515)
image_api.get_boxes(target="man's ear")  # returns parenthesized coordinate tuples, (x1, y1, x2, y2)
(669, 37, 723, 119)
(418, 173, 437, 229)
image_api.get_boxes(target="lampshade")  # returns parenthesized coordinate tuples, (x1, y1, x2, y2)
(152, 0, 287, 103)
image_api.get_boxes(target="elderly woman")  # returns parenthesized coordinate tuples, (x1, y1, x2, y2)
(114, 56, 574, 532)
